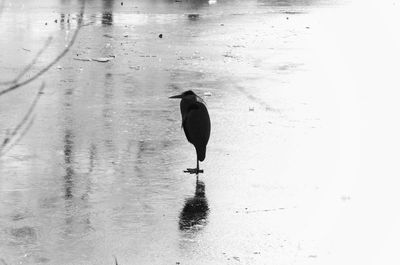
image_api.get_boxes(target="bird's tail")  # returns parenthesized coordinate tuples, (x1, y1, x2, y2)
(196, 147, 206, 162)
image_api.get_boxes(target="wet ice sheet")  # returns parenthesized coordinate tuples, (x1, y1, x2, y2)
(1, 0, 400, 264)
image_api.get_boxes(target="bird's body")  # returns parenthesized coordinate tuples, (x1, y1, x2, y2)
(170, 90, 211, 174)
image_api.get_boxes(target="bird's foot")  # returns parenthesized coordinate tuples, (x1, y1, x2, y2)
(184, 168, 204, 174)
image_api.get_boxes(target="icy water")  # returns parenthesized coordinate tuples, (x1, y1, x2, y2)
(1, 0, 400, 264)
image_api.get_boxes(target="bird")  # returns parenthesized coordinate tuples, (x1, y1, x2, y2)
(169, 90, 211, 174)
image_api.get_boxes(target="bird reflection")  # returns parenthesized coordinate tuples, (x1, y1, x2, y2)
(179, 180, 209, 231)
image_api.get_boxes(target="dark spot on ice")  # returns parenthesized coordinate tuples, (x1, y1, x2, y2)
(188, 14, 200, 20)
(10, 226, 37, 243)
(35, 256, 50, 263)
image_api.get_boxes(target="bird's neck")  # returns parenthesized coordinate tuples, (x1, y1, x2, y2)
(180, 99, 196, 118)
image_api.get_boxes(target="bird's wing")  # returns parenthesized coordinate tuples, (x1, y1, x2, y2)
(183, 102, 211, 161)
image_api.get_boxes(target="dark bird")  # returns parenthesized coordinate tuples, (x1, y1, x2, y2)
(169, 90, 211, 174)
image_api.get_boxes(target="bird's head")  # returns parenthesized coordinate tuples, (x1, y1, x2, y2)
(169, 90, 205, 104)
(169, 90, 196, 100)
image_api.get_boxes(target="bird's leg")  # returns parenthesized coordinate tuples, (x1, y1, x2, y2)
(196, 160, 204, 174)
(184, 159, 203, 174)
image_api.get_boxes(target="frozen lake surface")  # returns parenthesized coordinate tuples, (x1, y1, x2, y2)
(1, 0, 400, 264)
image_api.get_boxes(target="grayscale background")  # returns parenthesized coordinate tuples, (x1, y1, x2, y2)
(0, 0, 399, 264)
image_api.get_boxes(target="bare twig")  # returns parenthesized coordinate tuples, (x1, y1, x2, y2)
(0, 82, 44, 157)
(0, 1, 86, 97)
(0, 37, 53, 86)
(0, 114, 36, 157)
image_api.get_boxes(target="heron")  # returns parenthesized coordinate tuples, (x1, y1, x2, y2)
(169, 90, 211, 174)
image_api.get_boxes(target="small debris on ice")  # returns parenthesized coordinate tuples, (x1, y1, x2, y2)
(249, 106, 255, 111)
(73, 58, 91, 62)
(188, 13, 200, 20)
(204, 92, 212, 96)
(92, 57, 114, 63)
(159, 33, 163, 38)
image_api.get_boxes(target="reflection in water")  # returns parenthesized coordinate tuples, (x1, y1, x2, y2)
(88, 143, 96, 173)
(257, 0, 316, 6)
(179, 180, 209, 231)
(103, 72, 116, 154)
(64, 129, 74, 200)
(102, 0, 114, 25)
(184, 0, 209, 9)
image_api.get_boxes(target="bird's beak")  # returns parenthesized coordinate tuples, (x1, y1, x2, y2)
(169, 94, 182, 99)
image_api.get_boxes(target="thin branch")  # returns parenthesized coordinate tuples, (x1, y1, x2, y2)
(0, 115, 36, 157)
(0, 37, 53, 86)
(0, 0, 86, 97)
(0, 82, 44, 157)
(113, 255, 119, 265)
